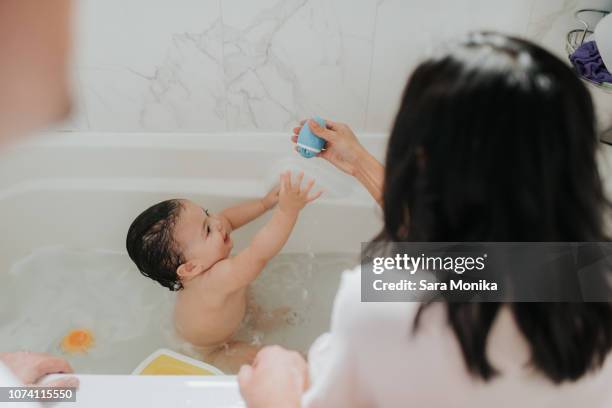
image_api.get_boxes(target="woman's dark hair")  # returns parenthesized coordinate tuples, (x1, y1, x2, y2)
(378, 32, 612, 383)
(126, 199, 185, 291)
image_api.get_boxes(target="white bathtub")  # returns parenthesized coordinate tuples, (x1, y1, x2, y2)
(0, 131, 385, 407)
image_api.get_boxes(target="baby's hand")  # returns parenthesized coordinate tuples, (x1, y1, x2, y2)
(261, 185, 280, 211)
(279, 171, 322, 215)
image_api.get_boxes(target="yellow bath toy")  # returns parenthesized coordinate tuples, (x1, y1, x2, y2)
(133, 349, 223, 376)
(60, 329, 94, 354)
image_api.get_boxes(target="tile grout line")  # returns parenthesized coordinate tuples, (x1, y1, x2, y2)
(524, 0, 540, 38)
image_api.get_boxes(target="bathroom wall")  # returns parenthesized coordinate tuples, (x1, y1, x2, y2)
(64, 0, 612, 134)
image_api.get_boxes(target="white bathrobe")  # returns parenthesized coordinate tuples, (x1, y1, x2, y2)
(303, 267, 612, 408)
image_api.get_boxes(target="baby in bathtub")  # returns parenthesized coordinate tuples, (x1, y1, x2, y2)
(126, 171, 322, 373)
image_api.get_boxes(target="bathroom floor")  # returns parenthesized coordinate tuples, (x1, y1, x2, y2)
(0, 247, 356, 374)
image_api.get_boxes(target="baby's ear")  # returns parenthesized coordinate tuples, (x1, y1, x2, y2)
(176, 262, 204, 281)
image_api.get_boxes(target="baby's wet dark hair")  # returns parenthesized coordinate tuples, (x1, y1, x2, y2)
(126, 199, 185, 291)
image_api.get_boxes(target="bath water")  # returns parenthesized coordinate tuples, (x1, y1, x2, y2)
(0, 246, 356, 374)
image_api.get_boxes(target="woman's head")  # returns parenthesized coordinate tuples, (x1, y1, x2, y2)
(380, 32, 612, 384)
(383, 32, 607, 243)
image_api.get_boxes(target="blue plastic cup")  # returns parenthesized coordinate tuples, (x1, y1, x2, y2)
(296, 116, 326, 159)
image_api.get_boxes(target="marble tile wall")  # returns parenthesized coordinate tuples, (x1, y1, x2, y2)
(63, 0, 612, 133)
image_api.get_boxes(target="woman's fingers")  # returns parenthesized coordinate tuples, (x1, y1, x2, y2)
(325, 119, 342, 131)
(317, 148, 330, 158)
(308, 119, 335, 142)
(238, 346, 307, 407)
(294, 118, 341, 144)
(35, 355, 74, 377)
(39, 376, 79, 389)
(238, 364, 253, 388)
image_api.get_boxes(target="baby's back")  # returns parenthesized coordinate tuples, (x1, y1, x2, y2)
(174, 283, 247, 348)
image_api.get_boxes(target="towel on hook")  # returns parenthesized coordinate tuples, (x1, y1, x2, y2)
(569, 41, 612, 84)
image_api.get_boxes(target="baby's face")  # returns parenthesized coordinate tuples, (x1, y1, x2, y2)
(172, 200, 233, 272)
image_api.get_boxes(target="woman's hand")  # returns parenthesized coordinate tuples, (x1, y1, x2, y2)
(0, 351, 79, 388)
(292, 119, 385, 204)
(292, 119, 366, 176)
(238, 346, 308, 408)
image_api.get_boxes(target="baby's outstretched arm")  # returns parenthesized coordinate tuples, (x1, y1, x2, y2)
(213, 171, 322, 291)
(219, 185, 280, 231)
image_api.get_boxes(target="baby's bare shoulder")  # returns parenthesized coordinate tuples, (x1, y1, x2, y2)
(198, 258, 243, 293)
(176, 278, 225, 310)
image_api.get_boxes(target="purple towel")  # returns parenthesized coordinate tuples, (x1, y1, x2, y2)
(569, 41, 612, 84)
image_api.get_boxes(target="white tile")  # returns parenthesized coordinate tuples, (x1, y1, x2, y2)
(222, 0, 378, 131)
(525, 0, 582, 59)
(65, 0, 568, 133)
(74, 0, 226, 131)
(366, 0, 534, 132)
